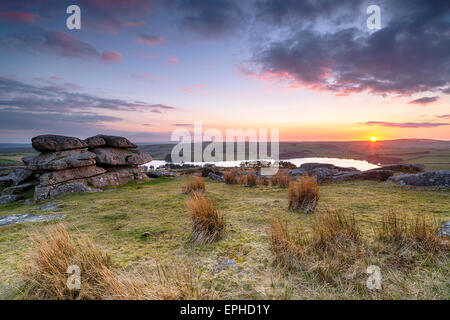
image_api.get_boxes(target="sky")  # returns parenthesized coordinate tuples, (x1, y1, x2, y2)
(0, 0, 449, 143)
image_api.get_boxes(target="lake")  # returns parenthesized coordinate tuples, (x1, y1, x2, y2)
(144, 157, 379, 171)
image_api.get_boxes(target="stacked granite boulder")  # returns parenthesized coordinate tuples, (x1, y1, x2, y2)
(83, 134, 151, 188)
(21, 134, 151, 202)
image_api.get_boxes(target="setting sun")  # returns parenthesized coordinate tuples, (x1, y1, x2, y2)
(370, 137, 377, 142)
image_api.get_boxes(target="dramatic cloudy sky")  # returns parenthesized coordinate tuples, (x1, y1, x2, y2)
(0, 0, 449, 142)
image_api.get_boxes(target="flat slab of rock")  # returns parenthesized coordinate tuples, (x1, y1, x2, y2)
(88, 167, 149, 188)
(332, 170, 394, 182)
(38, 165, 106, 186)
(0, 168, 33, 187)
(146, 170, 178, 178)
(91, 147, 152, 166)
(0, 213, 65, 226)
(34, 181, 102, 202)
(1, 183, 34, 195)
(33, 202, 65, 211)
(32, 135, 88, 152)
(84, 136, 106, 148)
(388, 170, 450, 187)
(439, 221, 450, 237)
(300, 163, 359, 174)
(0, 194, 24, 204)
(94, 135, 137, 148)
(208, 172, 224, 182)
(23, 149, 96, 171)
(376, 164, 425, 173)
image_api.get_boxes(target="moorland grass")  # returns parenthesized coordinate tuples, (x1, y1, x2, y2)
(0, 177, 448, 299)
(20, 224, 217, 300)
(186, 193, 225, 244)
(182, 176, 205, 194)
(288, 176, 320, 213)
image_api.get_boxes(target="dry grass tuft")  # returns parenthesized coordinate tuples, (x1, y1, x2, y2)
(257, 176, 269, 186)
(270, 172, 291, 188)
(186, 193, 225, 244)
(311, 208, 361, 252)
(20, 224, 218, 300)
(182, 176, 205, 194)
(20, 224, 112, 300)
(268, 209, 365, 283)
(268, 214, 307, 271)
(288, 176, 320, 213)
(246, 174, 257, 187)
(223, 171, 237, 184)
(238, 173, 257, 187)
(377, 210, 446, 253)
(99, 264, 219, 300)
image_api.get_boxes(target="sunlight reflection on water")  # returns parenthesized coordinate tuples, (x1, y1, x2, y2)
(144, 157, 379, 171)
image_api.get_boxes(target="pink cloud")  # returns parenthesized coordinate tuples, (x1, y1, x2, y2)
(124, 21, 146, 27)
(135, 35, 165, 46)
(0, 11, 38, 23)
(50, 76, 63, 81)
(183, 87, 191, 92)
(167, 57, 179, 64)
(64, 82, 84, 90)
(101, 51, 123, 64)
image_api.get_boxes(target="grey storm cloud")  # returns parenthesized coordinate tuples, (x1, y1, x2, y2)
(0, 77, 176, 113)
(175, 0, 248, 38)
(0, 111, 120, 131)
(250, 0, 450, 96)
(0, 77, 176, 134)
(8, 29, 100, 59)
(364, 121, 449, 128)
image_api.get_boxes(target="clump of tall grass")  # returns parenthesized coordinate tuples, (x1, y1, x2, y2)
(270, 172, 291, 188)
(288, 176, 319, 213)
(20, 224, 218, 300)
(182, 176, 205, 194)
(99, 264, 219, 300)
(20, 224, 112, 300)
(311, 208, 361, 252)
(268, 214, 307, 271)
(186, 193, 225, 244)
(257, 176, 269, 186)
(268, 209, 364, 278)
(238, 173, 257, 187)
(224, 171, 237, 184)
(246, 174, 257, 187)
(377, 210, 445, 253)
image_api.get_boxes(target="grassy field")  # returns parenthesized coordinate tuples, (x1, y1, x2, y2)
(0, 177, 448, 299)
(0, 151, 37, 166)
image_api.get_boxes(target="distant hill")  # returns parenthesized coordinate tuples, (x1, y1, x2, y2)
(0, 143, 33, 152)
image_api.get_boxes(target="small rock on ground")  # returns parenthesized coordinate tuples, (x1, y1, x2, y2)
(0, 213, 65, 226)
(32, 202, 65, 211)
(439, 221, 450, 237)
